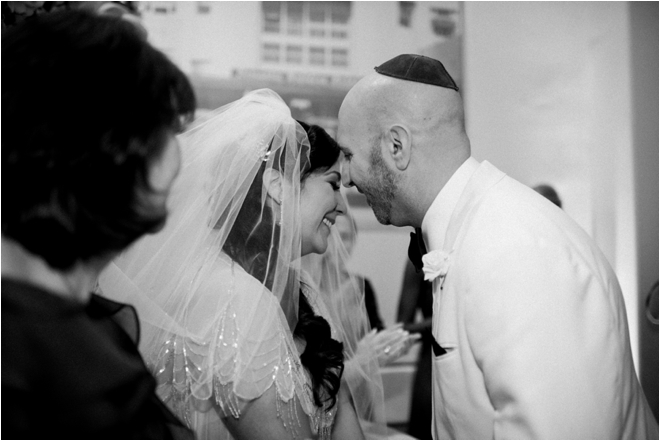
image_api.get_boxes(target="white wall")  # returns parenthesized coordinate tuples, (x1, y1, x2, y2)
(463, 2, 642, 367)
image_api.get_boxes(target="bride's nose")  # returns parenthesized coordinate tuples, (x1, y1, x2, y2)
(335, 193, 347, 216)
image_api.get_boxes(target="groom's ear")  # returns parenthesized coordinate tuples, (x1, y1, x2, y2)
(387, 124, 412, 171)
(262, 168, 283, 204)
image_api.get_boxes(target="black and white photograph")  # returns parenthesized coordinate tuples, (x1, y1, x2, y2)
(2, 1, 658, 439)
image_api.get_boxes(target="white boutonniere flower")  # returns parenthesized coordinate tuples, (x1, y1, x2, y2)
(421, 250, 452, 282)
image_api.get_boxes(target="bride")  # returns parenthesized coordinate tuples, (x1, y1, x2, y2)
(98, 89, 387, 439)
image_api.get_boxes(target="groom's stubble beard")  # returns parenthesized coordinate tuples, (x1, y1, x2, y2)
(362, 143, 399, 225)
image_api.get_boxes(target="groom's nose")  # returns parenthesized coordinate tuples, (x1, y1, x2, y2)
(341, 163, 353, 188)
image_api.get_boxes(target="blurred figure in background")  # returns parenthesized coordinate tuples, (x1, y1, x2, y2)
(533, 183, 562, 208)
(364, 277, 385, 331)
(335, 215, 384, 331)
(397, 259, 433, 439)
(2, 9, 195, 438)
(335, 214, 420, 367)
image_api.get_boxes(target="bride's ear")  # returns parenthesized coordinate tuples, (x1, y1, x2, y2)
(262, 168, 283, 204)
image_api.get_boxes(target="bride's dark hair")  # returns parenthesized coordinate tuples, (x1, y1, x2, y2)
(222, 121, 344, 410)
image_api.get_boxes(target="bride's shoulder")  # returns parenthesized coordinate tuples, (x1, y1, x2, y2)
(200, 255, 277, 301)
(197, 255, 284, 329)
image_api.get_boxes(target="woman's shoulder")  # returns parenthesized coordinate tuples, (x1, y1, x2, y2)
(201, 256, 280, 304)
(2, 279, 168, 436)
(194, 259, 315, 415)
(205, 257, 282, 318)
(2, 280, 137, 369)
(181, 256, 283, 338)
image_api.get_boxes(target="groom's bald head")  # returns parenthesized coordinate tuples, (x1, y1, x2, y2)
(338, 55, 470, 228)
(341, 70, 467, 147)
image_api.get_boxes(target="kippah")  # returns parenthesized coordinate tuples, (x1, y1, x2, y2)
(374, 54, 459, 91)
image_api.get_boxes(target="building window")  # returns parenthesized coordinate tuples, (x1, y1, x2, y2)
(152, 2, 176, 14)
(330, 2, 350, 24)
(331, 30, 347, 39)
(309, 1, 326, 23)
(260, 2, 351, 67)
(262, 1, 281, 33)
(309, 2, 349, 35)
(262, 43, 280, 63)
(309, 46, 325, 65)
(431, 7, 456, 37)
(331, 48, 348, 67)
(399, 1, 415, 27)
(286, 45, 303, 64)
(310, 28, 325, 38)
(286, 2, 303, 35)
(261, 2, 350, 38)
(197, 1, 211, 14)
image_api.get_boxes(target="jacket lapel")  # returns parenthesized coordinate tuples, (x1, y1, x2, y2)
(432, 161, 507, 354)
(443, 161, 507, 254)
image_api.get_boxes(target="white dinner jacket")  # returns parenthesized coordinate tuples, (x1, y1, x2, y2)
(423, 159, 658, 439)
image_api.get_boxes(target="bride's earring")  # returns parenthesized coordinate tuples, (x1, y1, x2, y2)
(277, 198, 283, 226)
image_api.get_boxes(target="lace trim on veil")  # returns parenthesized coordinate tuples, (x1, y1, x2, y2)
(147, 261, 336, 439)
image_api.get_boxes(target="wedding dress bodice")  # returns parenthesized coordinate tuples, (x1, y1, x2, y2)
(146, 257, 337, 439)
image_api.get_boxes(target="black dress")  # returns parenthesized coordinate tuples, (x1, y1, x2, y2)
(1, 278, 193, 439)
(363, 278, 385, 331)
(397, 260, 433, 440)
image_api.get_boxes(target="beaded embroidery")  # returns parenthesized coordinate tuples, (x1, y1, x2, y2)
(148, 266, 337, 439)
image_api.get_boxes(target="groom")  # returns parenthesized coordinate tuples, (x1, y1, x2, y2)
(337, 54, 658, 439)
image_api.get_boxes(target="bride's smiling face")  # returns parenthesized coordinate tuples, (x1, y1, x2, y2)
(300, 161, 346, 256)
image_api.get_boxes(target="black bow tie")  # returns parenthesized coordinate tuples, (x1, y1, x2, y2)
(407, 228, 428, 273)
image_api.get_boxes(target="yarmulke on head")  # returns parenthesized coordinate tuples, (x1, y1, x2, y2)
(375, 54, 459, 91)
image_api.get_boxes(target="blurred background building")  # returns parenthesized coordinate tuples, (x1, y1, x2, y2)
(138, 1, 463, 135)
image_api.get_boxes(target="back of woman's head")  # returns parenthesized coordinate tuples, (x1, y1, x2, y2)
(2, 9, 196, 270)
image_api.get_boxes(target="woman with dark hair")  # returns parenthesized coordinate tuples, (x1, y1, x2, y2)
(2, 9, 195, 439)
(99, 89, 387, 439)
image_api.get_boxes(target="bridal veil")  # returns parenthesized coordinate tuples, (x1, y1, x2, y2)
(98, 89, 386, 438)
